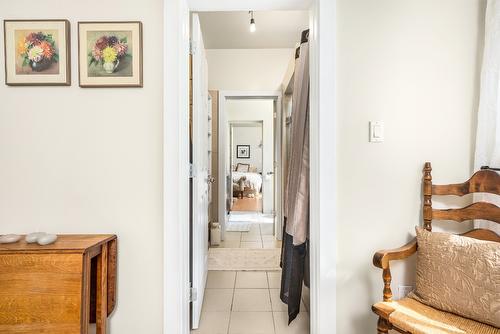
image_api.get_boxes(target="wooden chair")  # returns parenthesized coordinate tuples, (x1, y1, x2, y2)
(372, 162, 500, 334)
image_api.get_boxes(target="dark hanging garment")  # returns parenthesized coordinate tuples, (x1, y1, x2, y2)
(280, 29, 310, 324)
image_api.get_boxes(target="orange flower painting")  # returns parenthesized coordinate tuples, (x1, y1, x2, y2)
(4, 20, 70, 86)
(14, 29, 60, 75)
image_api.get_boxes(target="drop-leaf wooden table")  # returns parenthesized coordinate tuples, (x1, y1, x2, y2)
(0, 235, 117, 334)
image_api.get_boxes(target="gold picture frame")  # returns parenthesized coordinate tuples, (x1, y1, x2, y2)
(78, 21, 143, 88)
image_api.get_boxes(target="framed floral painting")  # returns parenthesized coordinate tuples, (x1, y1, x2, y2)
(78, 21, 143, 87)
(3, 20, 71, 86)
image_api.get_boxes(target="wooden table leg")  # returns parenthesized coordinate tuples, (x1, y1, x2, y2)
(107, 238, 117, 315)
(96, 243, 108, 334)
(82, 254, 92, 334)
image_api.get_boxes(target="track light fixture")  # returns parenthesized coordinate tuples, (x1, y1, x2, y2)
(249, 11, 256, 33)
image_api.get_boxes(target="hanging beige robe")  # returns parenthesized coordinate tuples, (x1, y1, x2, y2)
(285, 40, 310, 246)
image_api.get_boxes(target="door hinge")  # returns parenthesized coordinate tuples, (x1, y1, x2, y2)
(189, 287, 198, 302)
(189, 40, 197, 55)
(273, 111, 277, 118)
(189, 163, 196, 178)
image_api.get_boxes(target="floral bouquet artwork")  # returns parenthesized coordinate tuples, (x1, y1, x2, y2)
(17, 31, 59, 73)
(78, 22, 142, 87)
(4, 20, 70, 85)
(88, 34, 130, 75)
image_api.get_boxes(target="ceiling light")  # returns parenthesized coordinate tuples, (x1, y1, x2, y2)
(249, 11, 256, 33)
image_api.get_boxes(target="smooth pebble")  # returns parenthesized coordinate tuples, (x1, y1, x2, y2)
(26, 232, 47, 243)
(0, 234, 22, 244)
(37, 234, 58, 246)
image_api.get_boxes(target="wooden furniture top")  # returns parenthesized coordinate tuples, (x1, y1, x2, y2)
(0, 234, 117, 333)
(0, 234, 116, 253)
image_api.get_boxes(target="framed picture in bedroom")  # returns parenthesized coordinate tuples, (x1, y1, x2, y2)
(236, 145, 251, 159)
(3, 19, 71, 86)
(78, 21, 143, 87)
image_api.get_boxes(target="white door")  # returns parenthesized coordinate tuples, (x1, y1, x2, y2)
(191, 13, 209, 330)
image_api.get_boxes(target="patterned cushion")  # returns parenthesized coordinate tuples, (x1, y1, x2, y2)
(373, 298, 500, 334)
(411, 227, 500, 328)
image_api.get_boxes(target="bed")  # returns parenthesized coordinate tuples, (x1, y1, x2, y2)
(232, 171, 263, 192)
(232, 163, 263, 197)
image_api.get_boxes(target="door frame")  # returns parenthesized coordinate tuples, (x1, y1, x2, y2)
(229, 120, 265, 214)
(163, 1, 337, 333)
(218, 91, 281, 241)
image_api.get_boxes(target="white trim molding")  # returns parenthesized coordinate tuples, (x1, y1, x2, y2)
(163, 0, 190, 333)
(309, 0, 337, 333)
(188, 0, 312, 11)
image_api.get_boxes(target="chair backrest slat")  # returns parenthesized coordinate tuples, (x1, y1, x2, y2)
(422, 162, 500, 238)
(432, 202, 500, 223)
(463, 229, 500, 242)
(432, 170, 500, 196)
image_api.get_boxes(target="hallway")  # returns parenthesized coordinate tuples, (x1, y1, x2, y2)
(192, 270, 310, 334)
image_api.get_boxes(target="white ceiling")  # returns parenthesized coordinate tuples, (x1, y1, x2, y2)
(198, 11, 309, 49)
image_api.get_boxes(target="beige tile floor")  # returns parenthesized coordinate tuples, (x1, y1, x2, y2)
(214, 224, 282, 249)
(192, 270, 309, 334)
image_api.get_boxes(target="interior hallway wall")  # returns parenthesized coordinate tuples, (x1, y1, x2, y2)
(232, 125, 263, 172)
(335, 0, 486, 333)
(0, 0, 164, 332)
(206, 48, 294, 91)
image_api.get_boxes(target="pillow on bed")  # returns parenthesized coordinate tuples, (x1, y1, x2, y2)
(236, 163, 250, 172)
(409, 227, 500, 328)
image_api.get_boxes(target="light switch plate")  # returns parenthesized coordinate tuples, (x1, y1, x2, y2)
(369, 121, 384, 143)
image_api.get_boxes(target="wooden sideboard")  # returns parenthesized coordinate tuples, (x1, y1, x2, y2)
(0, 235, 117, 334)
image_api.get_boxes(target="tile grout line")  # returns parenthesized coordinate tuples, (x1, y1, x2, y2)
(266, 270, 279, 334)
(268, 284, 277, 334)
(226, 272, 237, 334)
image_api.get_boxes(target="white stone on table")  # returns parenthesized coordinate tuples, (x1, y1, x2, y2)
(37, 234, 58, 246)
(0, 234, 22, 244)
(25, 232, 47, 243)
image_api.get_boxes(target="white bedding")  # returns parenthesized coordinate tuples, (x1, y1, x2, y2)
(232, 172, 263, 192)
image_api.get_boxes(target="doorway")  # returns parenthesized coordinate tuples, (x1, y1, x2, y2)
(218, 94, 283, 242)
(188, 9, 310, 334)
(163, 1, 337, 333)
(230, 121, 264, 212)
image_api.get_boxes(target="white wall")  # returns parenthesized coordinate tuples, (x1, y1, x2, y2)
(227, 100, 274, 213)
(232, 125, 263, 172)
(0, 0, 164, 333)
(335, 0, 485, 333)
(206, 49, 294, 91)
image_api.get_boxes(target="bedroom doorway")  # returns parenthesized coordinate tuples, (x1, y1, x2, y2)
(218, 94, 283, 243)
(230, 121, 264, 213)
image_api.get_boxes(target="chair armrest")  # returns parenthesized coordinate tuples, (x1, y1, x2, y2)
(373, 238, 417, 269)
(372, 238, 417, 302)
